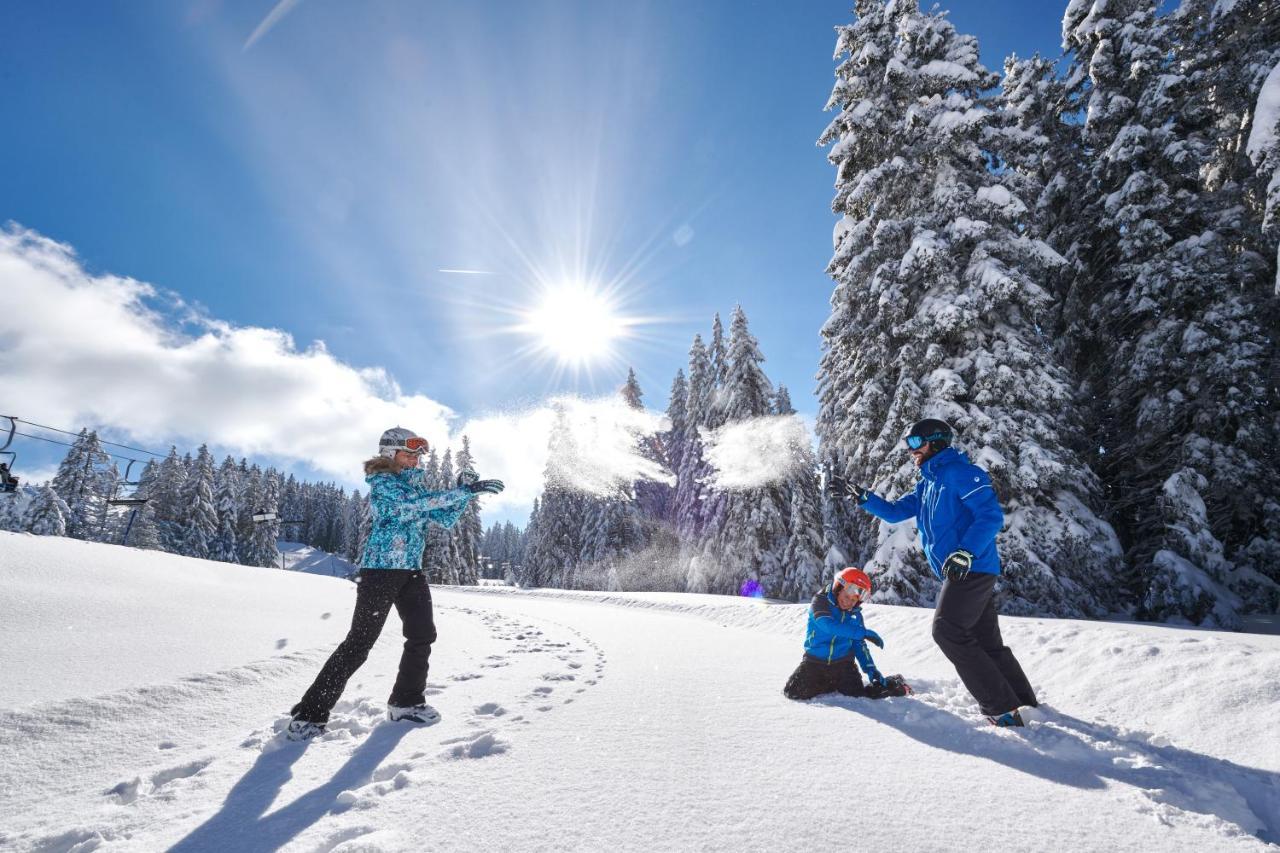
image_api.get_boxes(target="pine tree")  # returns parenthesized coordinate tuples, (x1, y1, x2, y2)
(149, 448, 189, 553)
(453, 436, 484, 585)
(26, 486, 70, 536)
(245, 471, 281, 568)
(209, 456, 240, 563)
(1062, 0, 1280, 624)
(51, 429, 114, 540)
(703, 306, 789, 596)
(179, 445, 218, 559)
(817, 0, 1120, 616)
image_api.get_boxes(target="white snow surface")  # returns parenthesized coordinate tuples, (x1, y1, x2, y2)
(2, 532, 1279, 852)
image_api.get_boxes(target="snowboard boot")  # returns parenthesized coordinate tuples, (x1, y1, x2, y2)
(987, 709, 1025, 728)
(285, 719, 326, 741)
(388, 704, 441, 725)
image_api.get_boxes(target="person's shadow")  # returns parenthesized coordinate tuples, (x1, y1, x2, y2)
(169, 722, 413, 853)
(817, 685, 1280, 844)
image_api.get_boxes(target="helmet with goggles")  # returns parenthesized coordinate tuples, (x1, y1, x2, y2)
(903, 418, 954, 451)
(379, 427, 430, 458)
(833, 567, 872, 601)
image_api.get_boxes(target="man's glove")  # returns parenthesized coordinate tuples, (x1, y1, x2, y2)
(825, 471, 872, 505)
(456, 469, 480, 488)
(466, 479, 504, 495)
(941, 549, 974, 581)
(864, 629, 884, 649)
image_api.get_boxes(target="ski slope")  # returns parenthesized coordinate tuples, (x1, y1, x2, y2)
(1, 531, 1278, 852)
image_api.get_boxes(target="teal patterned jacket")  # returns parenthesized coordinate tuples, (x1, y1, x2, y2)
(360, 460, 473, 570)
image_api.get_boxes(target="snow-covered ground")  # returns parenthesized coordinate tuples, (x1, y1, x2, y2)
(278, 542, 358, 579)
(1, 532, 1278, 852)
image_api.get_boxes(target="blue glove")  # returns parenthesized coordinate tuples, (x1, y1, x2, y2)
(467, 479, 504, 495)
(864, 630, 884, 649)
(942, 549, 974, 581)
(456, 469, 480, 488)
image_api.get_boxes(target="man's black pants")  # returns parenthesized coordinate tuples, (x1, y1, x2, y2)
(783, 656, 866, 700)
(933, 572, 1037, 716)
(291, 569, 436, 724)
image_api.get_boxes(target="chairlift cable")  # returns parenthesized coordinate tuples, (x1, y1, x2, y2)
(14, 418, 165, 458)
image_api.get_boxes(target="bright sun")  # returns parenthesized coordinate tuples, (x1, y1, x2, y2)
(522, 283, 627, 368)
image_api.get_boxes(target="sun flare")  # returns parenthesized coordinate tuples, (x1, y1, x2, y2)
(520, 283, 629, 368)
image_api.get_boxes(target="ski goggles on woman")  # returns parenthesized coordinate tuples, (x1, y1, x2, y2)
(393, 436, 429, 454)
(905, 432, 949, 450)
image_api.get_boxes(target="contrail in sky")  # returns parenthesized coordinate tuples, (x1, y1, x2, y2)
(243, 0, 304, 52)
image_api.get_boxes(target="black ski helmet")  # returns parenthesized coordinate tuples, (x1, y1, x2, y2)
(904, 418, 954, 451)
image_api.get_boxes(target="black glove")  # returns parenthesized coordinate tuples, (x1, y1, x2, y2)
(941, 549, 974, 581)
(456, 468, 479, 488)
(466, 479, 504, 495)
(825, 472, 872, 504)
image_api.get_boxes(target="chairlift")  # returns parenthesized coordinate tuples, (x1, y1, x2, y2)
(0, 415, 18, 494)
(105, 458, 149, 545)
(106, 458, 149, 508)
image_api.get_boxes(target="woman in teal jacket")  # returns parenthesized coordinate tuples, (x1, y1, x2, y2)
(287, 427, 504, 741)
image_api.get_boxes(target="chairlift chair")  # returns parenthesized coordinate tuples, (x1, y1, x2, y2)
(0, 415, 18, 493)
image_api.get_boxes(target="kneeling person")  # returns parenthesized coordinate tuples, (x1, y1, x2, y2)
(784, 567, 910, 701)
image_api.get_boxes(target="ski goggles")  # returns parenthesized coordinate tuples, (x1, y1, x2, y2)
(402, 436, 429, 453)
(905, 431, 950, 450)
(834, 581, 868, 601)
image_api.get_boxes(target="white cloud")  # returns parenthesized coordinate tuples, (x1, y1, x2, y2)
(0, 224, 674, 519)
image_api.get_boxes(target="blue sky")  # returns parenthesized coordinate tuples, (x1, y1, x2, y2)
(1, 0, 1067, 524)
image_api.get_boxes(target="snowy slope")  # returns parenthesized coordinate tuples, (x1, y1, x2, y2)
(0, 532, 1278, 852)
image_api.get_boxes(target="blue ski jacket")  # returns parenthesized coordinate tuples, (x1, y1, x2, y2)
(803, 585, 882, 677)
(360, 458, 473, 570)
(860, 447, 1004, 580)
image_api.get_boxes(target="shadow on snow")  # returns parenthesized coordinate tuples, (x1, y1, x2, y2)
(815, 687, 1280, 845)
(169, 722, 412, 853)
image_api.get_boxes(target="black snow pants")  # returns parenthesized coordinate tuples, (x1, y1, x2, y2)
(783, 656, 867, 700)
(932, 572, 1037, 716)
(291, 569, 436, 724)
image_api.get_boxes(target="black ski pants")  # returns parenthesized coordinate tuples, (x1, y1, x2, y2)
(291, 569, 436, 724)
(783, 656, 867, 700)
(932, 572, 1037, 716)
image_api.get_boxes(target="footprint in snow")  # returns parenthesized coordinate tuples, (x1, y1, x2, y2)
(473, 702, 506, 717)
(440, 731, 509, 760)
(106, 758, 213, 804)
(542, 672, 576, 682)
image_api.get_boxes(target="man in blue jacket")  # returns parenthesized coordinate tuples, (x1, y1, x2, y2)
(828, 419, 1037, 727)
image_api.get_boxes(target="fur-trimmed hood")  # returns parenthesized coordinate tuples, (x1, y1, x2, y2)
(364, 456, 400, 476)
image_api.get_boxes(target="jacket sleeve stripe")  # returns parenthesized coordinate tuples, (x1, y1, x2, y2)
(960, 484, 992, 500)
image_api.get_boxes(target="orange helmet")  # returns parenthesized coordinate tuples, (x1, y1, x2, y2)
(834, 567, 872, 600)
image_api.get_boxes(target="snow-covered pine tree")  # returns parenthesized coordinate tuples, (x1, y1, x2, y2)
(518, 497, 542, 587)
(623, 368, 668, 527)
(26, 485, 70, 536)
(702, 306, 789, 596)
(528, 403, 584, 588)
(51, 429, 115, 541)
(663, 369, 689, 529)
(179, 444, 218, 559)
(676, 335, 714, 592)
(1062, 0, 1280, 625)
(453, 436, 484, 585)
(430, 449, 461, 584)
(708, 313, 729, 422)
(817, 0, 1120, 617)
(209, 456, 240, 563)
(781, 440, 825, 601)
(148, 448, 189, 554)
(245, 470, 281, 568)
